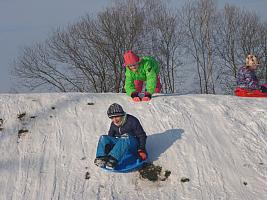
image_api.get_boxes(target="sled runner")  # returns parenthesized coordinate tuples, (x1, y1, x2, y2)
(234, 87, 267, 98)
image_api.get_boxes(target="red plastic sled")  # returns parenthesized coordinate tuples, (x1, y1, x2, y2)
(234, 87, 267, 98)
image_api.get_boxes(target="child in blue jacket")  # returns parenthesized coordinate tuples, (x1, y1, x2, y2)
(94, 103, 147, 169)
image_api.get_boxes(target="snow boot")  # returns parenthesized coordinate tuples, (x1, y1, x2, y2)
(106, 156, 118, 169)
(94, 156, 108, 168)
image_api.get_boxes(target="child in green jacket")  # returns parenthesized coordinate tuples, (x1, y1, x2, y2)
(123, 50, 161, 101)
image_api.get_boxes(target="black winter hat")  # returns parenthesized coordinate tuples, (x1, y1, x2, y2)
(107, 103, 126, 118)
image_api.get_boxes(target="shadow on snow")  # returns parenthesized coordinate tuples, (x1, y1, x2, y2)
(146, 128, 184, 162)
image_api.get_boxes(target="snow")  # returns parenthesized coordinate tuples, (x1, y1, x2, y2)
(0, 93, 266, 200)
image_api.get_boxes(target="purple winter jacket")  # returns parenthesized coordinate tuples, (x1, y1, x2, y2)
(236, 66, 259, 90)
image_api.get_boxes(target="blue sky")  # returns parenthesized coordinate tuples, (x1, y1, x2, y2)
(0, 0, 267, 93)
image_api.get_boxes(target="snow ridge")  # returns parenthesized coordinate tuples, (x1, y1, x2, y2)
(0, 93, 266, 200)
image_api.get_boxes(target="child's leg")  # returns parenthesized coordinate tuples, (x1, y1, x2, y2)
(96, 135, 117, 158)
(155, 76, 161, 93)
(134, 80, 143, 92)
(108, 136, 138, 161)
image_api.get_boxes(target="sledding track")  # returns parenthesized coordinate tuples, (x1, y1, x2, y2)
(0, 93, 266, 200)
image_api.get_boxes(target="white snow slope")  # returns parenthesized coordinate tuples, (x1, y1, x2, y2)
(0, 93, 266, 200)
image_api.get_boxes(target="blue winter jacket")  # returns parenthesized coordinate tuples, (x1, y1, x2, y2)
(108, 114, 147, 151)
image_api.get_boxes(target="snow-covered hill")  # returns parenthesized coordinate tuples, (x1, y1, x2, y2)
(0, 93, 266, 200)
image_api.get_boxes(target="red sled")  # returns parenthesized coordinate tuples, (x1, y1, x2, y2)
(234, 87, 267, 98)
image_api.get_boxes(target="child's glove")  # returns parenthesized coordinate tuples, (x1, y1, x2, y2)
(138, 149, 147, 160)
(142, 92, 152, 101)
(131, 91, 141, 102)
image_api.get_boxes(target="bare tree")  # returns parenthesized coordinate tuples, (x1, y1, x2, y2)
(149, 4, 183, 93)
(13, 0, 184, 93)
(13, 43, 84, 92)
(13, 0, 148, 93)
(216, 5, 266, 93)
(251, 22, 267, 84)
(258, 23, 267, 83)
(215, 5, 244, 93)
(180, 0, 218, 94)
(13, 0, 266, 94)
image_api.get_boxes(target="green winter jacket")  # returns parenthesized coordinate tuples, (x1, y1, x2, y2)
(125, 56, 160, 96)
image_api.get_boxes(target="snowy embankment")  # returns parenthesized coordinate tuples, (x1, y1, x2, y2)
(0, 93, 266, 200)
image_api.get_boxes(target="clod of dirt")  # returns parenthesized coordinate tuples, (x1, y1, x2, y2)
(85, 172, 90, 180)
(180, 177, 190, 183)
(17, 112, 26, 120)
(18, 129, 29, 138)
(0, 118, 3, 131)
(163, 170, 171, 180)
(139, 163, 171, 182)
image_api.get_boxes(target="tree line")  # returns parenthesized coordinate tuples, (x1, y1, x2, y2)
(12, 0, 267, 94)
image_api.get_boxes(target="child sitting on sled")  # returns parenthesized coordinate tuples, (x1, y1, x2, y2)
(94, 103, 147, 169)
(123, 50, 161, 102)
(236, 54, 267, 93)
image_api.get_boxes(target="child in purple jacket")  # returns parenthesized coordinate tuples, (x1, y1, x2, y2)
(237, 54, 267, 92)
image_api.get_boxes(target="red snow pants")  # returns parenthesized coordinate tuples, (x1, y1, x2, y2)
(134, 76, 161, 93)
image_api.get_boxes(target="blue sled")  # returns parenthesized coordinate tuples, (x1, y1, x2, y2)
(102, 152, 148, 173)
